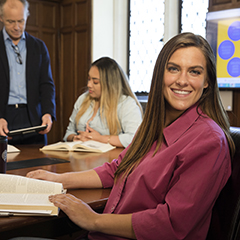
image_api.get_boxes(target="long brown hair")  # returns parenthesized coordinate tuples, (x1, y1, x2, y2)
(114, 32, 235, 181)
(75, 57, 142, 135)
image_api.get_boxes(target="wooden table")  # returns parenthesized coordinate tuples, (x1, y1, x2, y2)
(0, 145, 124, 240)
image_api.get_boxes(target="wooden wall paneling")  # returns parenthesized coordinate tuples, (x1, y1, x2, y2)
(230, 92, 240, 126)
(75, 0, 89, 26)
(75, 0, 91, 97)
(27, 0, 61, 143)
(61, 2, 73, 28)
(40, 2, 61, 144)
(42, 29, 61, 143)
(210, 0, 232, 4)
(27, 0, 39, 28)
(60, 0, 91, 135)
(209, 0, 240, 11)
(41, 3, 56, 29)
(75, 30, 89, 96)
(60, 2, 75, 136)
(228, 94, 238, 126)
(26, 0, 39, 38)
(61, 30, 75, 134)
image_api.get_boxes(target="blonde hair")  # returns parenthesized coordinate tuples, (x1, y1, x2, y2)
(114, 32, 235, 181)
(75, 57, 142, 135)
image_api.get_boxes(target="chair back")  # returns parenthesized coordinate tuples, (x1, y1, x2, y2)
(207, 127, 240, 240)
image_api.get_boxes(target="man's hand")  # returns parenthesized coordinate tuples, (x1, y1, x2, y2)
(0, 118, 9, 136)
(39, 114, 53, 134)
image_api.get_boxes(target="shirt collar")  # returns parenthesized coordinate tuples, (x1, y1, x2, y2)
(3, 27, 26, 43)
(163, 103, 204, 146)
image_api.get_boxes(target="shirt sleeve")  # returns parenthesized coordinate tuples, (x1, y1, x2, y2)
(117, 96, 142, 147)
(63, 93, 86, 141)
(132, 129, 231, 240)
(94, 147, 128, 188)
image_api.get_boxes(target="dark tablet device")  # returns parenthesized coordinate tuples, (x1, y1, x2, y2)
(7, 125, 48, 137)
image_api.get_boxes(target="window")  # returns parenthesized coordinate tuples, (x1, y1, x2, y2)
(181, 0, 209, 37)
(129, 0, 165, 93)
(129, 0, 209, 93)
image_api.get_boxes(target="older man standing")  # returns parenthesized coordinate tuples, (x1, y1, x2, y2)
(0, 0, 56, 145)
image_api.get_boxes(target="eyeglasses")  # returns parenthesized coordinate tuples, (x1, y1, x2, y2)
(12, 45, 23, 65)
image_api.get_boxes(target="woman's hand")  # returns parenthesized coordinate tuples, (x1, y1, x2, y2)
(49, 193, 99, 231)
(26, 169, 59, 182)
(49, 193, 136, 238)
(77, 126, 101, 142)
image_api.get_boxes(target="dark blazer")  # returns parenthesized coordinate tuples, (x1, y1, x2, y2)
(0, 31, 56, 127)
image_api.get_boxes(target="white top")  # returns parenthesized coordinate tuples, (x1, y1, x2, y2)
(63, 92, 142, 147)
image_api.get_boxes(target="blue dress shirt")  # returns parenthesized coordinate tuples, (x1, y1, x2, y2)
(3, 27, 27, 104)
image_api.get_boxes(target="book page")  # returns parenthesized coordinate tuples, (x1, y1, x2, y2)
(40, 141, 71, 150)
(40, 140, 115, 153)
(40, 141, 83, 151)
(0, 209, 52, 215)
(74, 140, 116, 152)
(0, 193, 53, 206)
(0, 174, 63, 194)
(76, 140, 103, 149)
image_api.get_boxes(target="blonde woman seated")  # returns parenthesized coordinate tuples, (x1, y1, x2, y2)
(63, 57, 142, 148)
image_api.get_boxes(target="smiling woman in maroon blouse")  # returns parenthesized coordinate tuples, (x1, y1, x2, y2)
(27, 32, 235, 240)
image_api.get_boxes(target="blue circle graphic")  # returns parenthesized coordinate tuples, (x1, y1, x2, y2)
(228, 21, 240, 41)
(218, 40, 235, 60)
(227, 57, 240, 77)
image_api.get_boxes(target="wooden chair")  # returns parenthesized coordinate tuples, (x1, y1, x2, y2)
(207, 127, 240, 240)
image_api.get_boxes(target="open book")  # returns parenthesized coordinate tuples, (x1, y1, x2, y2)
(40, 140, 116, 153)
(0, 174, 65, 216)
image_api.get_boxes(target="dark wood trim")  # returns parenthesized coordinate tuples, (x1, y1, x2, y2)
(209, 0, 240, 11)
